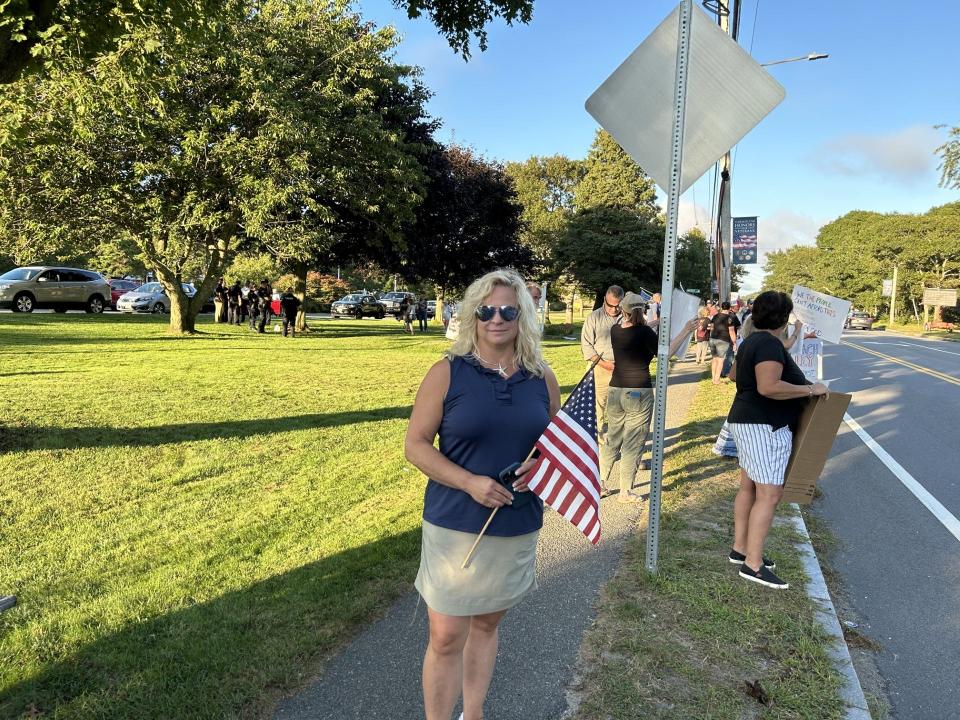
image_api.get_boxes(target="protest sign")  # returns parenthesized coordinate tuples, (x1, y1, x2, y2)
(790, 337, 823, 382)
(669, 289, 701, 356)
(791, 286, 851, 344)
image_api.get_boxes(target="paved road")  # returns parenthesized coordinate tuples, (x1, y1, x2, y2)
(273, 365, 702, 720)
(813, 330, 960, 719)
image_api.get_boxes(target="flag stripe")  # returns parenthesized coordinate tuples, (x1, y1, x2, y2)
(542, 424, 599, 483)
(537, 436, 600, 504)
(555, 410, 600, 458)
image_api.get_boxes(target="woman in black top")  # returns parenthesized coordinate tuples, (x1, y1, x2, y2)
(726, 291, 829, 589)
(600, 292, 696, 503)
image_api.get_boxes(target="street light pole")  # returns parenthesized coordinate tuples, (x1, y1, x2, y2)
(761, 53, 829, 67)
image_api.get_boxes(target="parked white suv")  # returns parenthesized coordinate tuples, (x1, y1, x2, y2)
(0, 266, 110, 313)
(116, 282, 197, 314)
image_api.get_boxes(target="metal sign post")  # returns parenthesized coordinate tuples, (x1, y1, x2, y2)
(646, 0, 692, 573)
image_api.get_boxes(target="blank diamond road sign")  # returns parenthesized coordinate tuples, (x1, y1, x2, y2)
(586, 2, 785, 195)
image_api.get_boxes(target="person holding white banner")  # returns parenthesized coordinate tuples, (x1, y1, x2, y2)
(726, 291, 829, 590)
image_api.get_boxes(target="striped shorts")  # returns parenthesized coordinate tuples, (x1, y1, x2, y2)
(727, 423, 793, 485)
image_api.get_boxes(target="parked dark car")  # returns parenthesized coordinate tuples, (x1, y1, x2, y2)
(331, 293, 386, 319)
(108, 278, 141, 309)
(845, 312, 875, 330)
(379, 291, 417, 318)
(0, 266, 110, 313)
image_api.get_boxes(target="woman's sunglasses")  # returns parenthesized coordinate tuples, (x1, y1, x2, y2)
(475, 305, 520, 322)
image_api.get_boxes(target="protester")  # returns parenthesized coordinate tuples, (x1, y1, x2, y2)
(239, 281, 253, 324)
(280, 290, 301, 337)
(708, 301, 740, 385)
(726, 290, 829, 590)
(256, 279, 272, 334)
(525, 282, 542, 307)
(399, 295, 414, 335)
(694, 306, 711, 364)
(247, 285, 260, 331)
(227, 281, 243, 325)
(442, 300, 456, 329)
(404, 268, 560, 720)
(706, 299, 718, 318)
(213, 278, 228, 323)
(581, 285, 624, 443)
(601, 292, 697, 502)
(644, 292, 661, 331)
(416, 298, 429, 332)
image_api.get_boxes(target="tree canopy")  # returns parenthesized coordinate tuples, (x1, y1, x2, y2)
(575, 129, 659, 220)
(0, 0, 537, 83)
(763, 203, 960, 322)
(0, 1, 429, 332)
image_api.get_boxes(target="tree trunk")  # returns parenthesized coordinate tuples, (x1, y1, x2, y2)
(593, 289, 604, 311)
(435, 284, 445, 327)
(155, 266, 199, 335)
(295, 263, 309, 332)
(564, 288, 575, 334)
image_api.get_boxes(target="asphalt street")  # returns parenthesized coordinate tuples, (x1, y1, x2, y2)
(813, 330, 960, 719)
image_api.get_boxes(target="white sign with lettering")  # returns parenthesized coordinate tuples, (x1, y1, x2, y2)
(791, 337, 823, 382)
(791, 286, 851, 345)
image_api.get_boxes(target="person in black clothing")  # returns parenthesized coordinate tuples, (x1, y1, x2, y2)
(227, 281, 243, 325)
(726, 290, 829, 590)
(247, 285, 260, 331)
(280, 291, 302, 337)
(239, 281, 252, 324)
(256, 279, 273, 334)
(214, 278, 229, 323)
(708, 300, 740, 384)
(600, 292, 697, 502)
(416, 299, 428, 332)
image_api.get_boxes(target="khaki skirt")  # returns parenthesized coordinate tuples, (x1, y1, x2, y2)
(415, 520, 539, 616)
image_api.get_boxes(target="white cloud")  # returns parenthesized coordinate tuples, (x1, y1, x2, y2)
(678, 198, 712, 236)
(808, 125, 944, 186)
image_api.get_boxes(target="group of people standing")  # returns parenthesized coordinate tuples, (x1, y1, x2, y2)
(213, 278, 302, 337)
(581, 286, 697, 503)
(398, 296, 431, 334)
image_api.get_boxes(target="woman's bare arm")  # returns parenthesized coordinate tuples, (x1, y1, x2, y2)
(404, 360, 514, 508)
(755, 360, 828, 400)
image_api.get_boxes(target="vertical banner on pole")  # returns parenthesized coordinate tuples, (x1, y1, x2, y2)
(732, 216, 758, 264)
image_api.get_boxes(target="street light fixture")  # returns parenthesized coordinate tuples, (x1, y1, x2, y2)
(761, 53, 829, 67)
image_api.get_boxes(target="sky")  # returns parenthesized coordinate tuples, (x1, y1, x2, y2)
(356, 0, 960, 293)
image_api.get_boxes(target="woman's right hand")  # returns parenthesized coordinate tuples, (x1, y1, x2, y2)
(466, 475, 514, 508)
(810, 382, 830, 397)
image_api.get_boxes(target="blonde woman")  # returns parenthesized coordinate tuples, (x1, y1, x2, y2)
(405, 268, 561, 720)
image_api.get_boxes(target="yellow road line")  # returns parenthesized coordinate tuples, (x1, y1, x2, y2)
(846, 342, 960, 387)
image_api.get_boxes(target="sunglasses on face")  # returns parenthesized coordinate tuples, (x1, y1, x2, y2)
(475, 305, 520, 322)
(604, 300, 621, 310)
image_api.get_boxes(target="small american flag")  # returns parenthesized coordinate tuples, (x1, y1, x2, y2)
(526, 368, 602, 544)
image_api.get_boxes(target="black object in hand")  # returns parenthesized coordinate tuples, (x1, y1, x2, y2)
(498, 461, 535, 509)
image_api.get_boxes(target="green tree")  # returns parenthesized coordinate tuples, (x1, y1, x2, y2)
(554, 206, 662, 308)
(937, 124, 960, 190)
(1, 0, 536, 83)
(762, 245, 826, 296)
(400, 144, 532, 310)
(574, 129, 660, 220)
(0, 1, 426, 333)
(674, 227, 711, 298)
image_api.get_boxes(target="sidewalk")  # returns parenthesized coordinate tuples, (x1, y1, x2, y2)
(272, 364, 703, 720)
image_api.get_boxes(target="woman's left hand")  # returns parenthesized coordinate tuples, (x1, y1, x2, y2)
(511, 458, 538, 492)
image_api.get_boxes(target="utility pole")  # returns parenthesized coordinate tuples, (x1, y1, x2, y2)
(890, 263, 899, 326)
(716, 1, 739, 301)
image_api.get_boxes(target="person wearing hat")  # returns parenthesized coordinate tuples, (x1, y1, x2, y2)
(581, 285, 624, 443)
(601, 291, 697, 502)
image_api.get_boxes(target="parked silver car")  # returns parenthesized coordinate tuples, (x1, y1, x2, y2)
(116, 282, 197, 314)
(0, 266, 110, 313)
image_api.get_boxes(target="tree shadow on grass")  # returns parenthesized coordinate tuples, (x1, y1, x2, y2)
(0, 406, 412, 454)
(0, 528, 422, 719)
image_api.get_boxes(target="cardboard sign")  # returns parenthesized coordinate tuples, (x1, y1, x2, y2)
(791, 286, 851, 345)
(790, 337, 823, 383)
(782, 392, 852, 505)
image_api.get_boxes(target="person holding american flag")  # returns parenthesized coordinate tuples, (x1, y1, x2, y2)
(405, 268, 561, 720)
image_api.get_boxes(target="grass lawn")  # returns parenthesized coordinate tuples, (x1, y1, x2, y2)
(0, 314, 588, 718)
(570, 377, 845, 719)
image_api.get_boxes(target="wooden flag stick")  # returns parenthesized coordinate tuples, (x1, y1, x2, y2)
(460, 445, 539, 570)
(460, 357, 602, 570)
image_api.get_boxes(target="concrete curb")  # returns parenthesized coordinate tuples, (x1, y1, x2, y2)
(784, 506, 872, 719)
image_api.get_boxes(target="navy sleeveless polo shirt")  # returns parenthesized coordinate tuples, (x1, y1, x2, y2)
(423, 355, 550, 536)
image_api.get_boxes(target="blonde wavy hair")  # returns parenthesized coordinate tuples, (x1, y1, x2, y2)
(448, 268, 546, 377)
